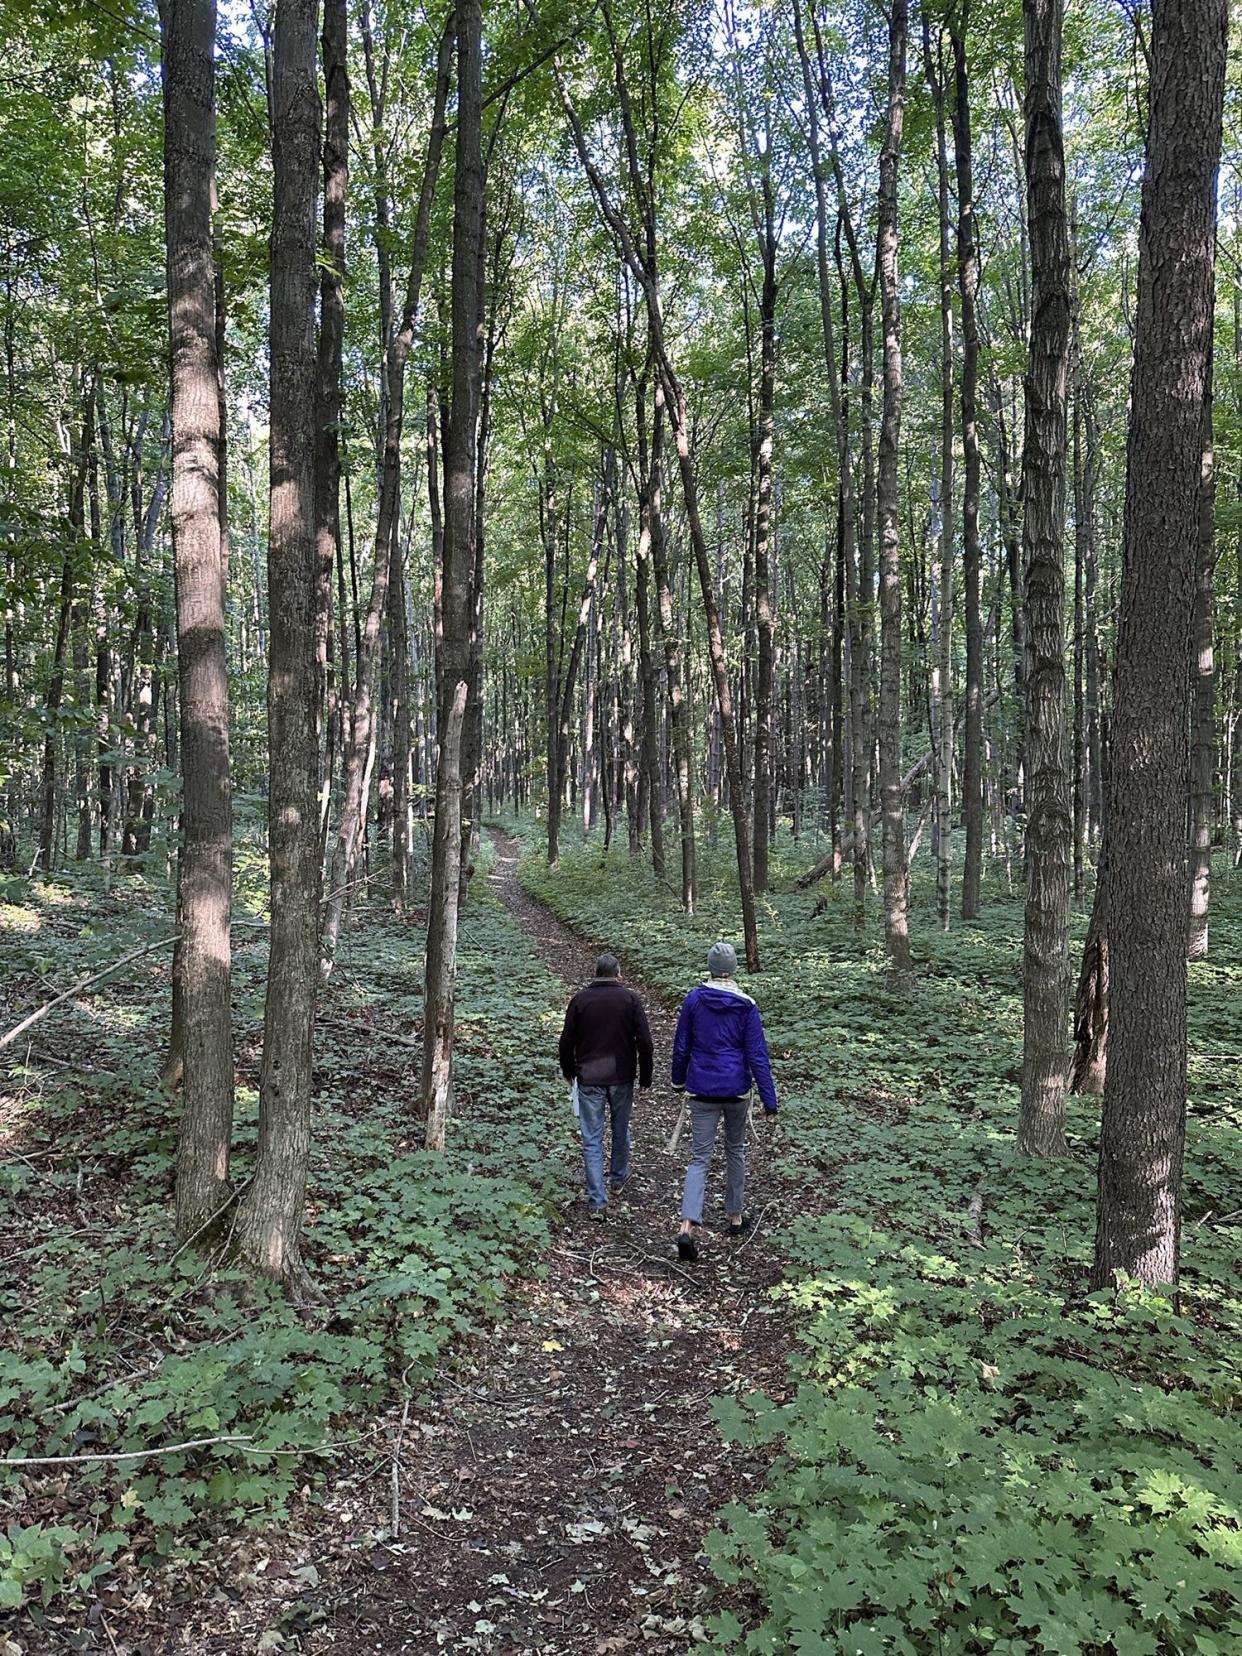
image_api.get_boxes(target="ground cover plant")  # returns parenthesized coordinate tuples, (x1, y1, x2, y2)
(516, 821, 1242, 1655)
(0, 842, 571, 1632)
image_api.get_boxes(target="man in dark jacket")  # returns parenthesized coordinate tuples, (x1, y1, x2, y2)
(559, 953, 654, 1219)
(671, 940, 778, 1261)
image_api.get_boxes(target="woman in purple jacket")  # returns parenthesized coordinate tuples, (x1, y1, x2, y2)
(671, 941, 778, 1262)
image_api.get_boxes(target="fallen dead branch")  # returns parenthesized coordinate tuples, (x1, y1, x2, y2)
(318, 1016, 421, 1050)
(0, 935, 180, 1053)
(5, 1427, 385, 1470)
(3, 1434, 254, 1467)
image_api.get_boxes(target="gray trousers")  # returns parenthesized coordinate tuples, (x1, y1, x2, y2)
(680, 1096, 749, 1222)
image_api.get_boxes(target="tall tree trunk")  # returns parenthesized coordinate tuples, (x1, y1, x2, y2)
(235, 0, 321, 1294)
(950, 8, 984, 919)
(421, 680, 466, 1140)
(1081, 378, 1103, 841)
(647, 388, 694, 909)
(554, 461, 610, 849)
(320, 16, 451, 970)
(543, 446, 565, 864)
(2, 265, 17, 867)
(994, 389, 1027, 807)
(1072, 360, 1086, 899)
(876, 0, 912, 982)
(794, 0, 854, 888)
(160, 0, 235, 1239)
(1092, 0, 1226, 1291)
(1187, 392, 1215, 960)
(811, 6, 880, 927)
(94, 538, 114, 858)
(619, 498, 641, 854)
(389, 518, 411, 905)
(1017, 0, 1073, 1159)
(923, 16, 955, 934)
(1071, 862, 1108, 1095)
(582, 576, 597, 834)
(669, 388, 759, 966)
(460, 237, 494, 901)
(71, 583, 91, 860)
(752, 153, 777, 897)
(634, 382, 666, 880)
(844, 285, 870, 929)
(85, 436, 109, 859)
(122, 423, 170, 864)
(41, 390, 93, 875)
(420, 0, 482, 1149)
(313, 0, 347, 808)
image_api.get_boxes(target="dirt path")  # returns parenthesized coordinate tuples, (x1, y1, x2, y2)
(326, 830, 800, 1655)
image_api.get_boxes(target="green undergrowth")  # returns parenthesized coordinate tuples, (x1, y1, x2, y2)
(0, 841, 572, 1618)
(513, 815, 1242, 1655)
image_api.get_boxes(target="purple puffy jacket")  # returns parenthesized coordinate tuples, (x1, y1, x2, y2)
(670, 982, 778, 1113)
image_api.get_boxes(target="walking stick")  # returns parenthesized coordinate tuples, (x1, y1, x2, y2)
(667, 1091, 756, 1155)
(666, 1096, 689, 1154)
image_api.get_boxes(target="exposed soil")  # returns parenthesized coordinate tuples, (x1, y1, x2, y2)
(316, 830, 804, 1655)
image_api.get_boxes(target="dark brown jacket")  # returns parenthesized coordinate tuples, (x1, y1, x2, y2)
(558, 978, 654, 1089)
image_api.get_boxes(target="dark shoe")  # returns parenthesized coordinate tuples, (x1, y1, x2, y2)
(588, 1206, 608, 1223)
(727, 1214, 754, 1239)
(677, 1231, 699, 1263)
(609, 1174, 630, 1195)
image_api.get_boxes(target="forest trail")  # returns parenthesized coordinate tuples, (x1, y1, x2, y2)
(326, 829, 802, 1654)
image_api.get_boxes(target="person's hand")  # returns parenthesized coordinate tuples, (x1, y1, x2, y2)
(763, 1107, 779, 1122)
(671, 1083, 686, 1094)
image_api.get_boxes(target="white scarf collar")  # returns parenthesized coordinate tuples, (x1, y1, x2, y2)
(705, 976, 754, 1002)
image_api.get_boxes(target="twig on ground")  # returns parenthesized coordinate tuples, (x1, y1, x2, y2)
(736, 1204, 769, 1252)
(49, 1352, 167, 1416)
(627, 1249, 701, 1287)
(401, 1508, 455, 1540)
(391, 1395, 412, 1540)
(169, 1178, 252, 1264)
(1197, 1207, 1242, 1228)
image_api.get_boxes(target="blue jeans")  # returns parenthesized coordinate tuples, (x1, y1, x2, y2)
(577, 1083, 634, 1209)
(681, 1096, 749, 1222)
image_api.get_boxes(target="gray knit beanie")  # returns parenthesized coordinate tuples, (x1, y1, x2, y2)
(707, 941, 737, 978)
